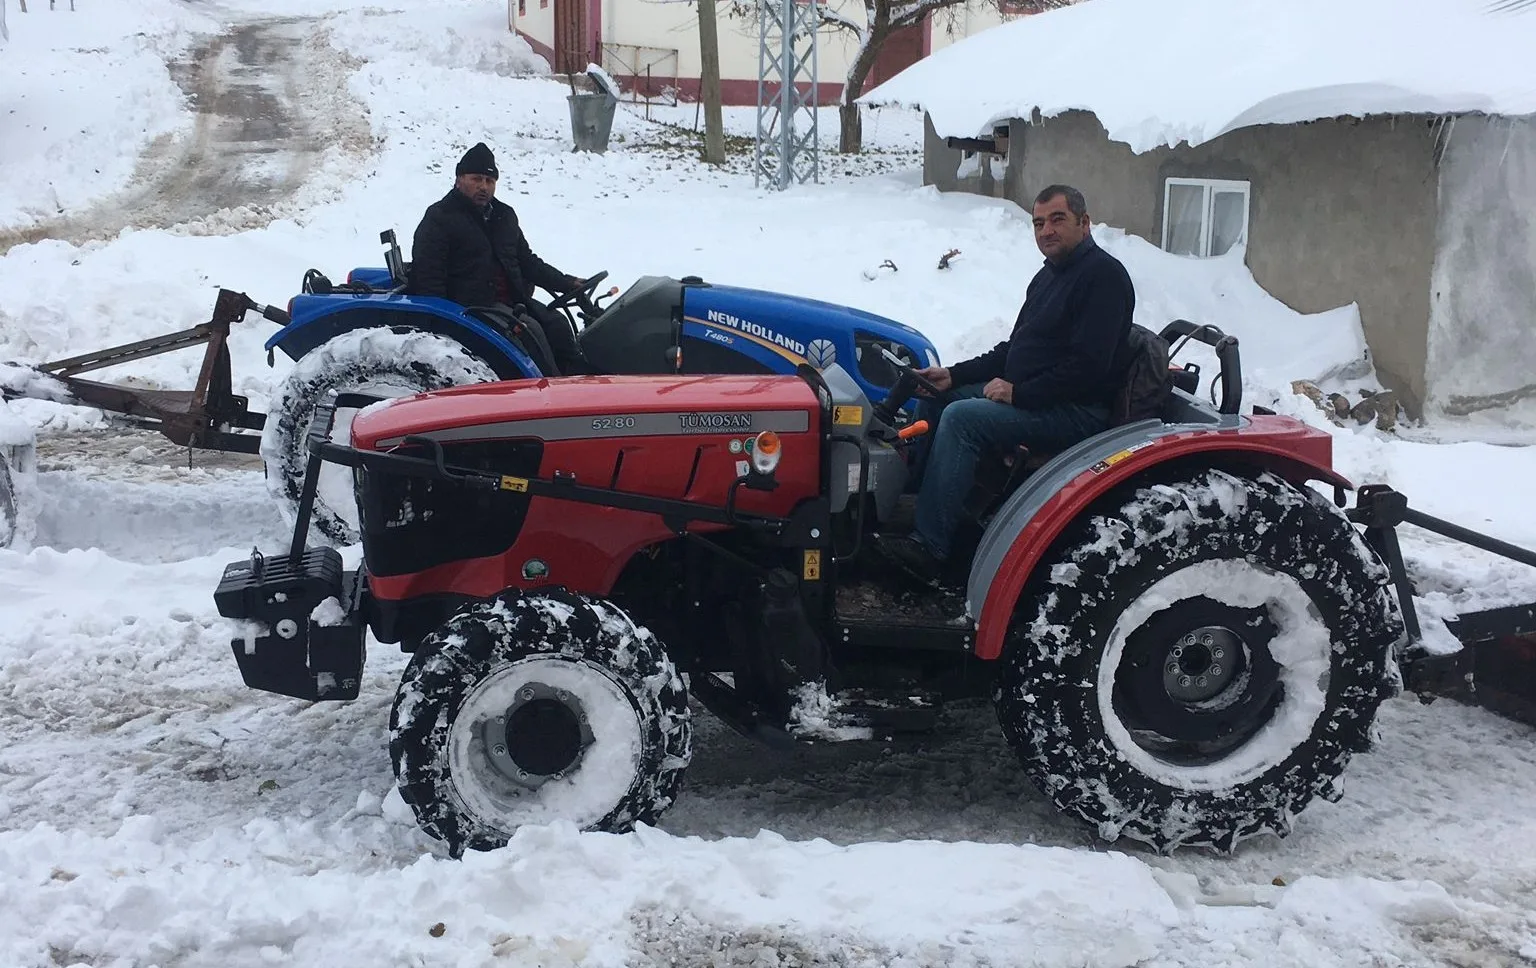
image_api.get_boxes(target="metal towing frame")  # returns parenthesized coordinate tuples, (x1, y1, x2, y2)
(1, 288, 285, 454)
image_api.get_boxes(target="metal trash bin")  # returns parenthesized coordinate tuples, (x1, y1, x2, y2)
(567, 92, 617, 153)
(568, 65, 621, 154)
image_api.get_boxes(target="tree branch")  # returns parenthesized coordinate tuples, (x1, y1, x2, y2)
(817, 6, 864, 34)
(886, 0, 967, 29)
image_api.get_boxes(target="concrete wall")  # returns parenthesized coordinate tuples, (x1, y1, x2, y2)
(1425, 114, 1536, 415)
(928, 109, 1441, 411)
(922, 113, 1013, 199)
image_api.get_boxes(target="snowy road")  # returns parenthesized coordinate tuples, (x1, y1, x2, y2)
(2, 430, 1535, 966)
(0, 15, 370, 253)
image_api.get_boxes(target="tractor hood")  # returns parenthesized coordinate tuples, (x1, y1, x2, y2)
(349, 373, 821, 450)
(679, 282, 941, 377)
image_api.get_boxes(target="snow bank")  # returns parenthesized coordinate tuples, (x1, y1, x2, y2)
(0, 401, 35, 450)
(328, 1, 550, 79)
(859, 0, 1536, 150)
(0, 817, 1479, 968)
(1095, 228, 1371, 388)
(0, 0, 214, 229)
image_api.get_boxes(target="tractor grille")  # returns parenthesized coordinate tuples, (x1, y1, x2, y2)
(357, 438, 544, 578)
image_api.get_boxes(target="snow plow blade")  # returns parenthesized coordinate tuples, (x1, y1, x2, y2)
(1440, 605, 1536, 726)
(1349, 484, 1536, 726)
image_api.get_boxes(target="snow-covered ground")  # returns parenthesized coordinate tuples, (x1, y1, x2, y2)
(2, 1, 1535, 966)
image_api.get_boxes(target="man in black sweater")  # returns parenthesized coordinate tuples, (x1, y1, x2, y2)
(407, 142, 589, 374)
(877, 184, 1136, 583)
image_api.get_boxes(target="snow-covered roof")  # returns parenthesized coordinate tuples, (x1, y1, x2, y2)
(859, 0, 1536, 152)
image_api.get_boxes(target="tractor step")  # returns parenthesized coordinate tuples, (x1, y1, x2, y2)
(832, 580, 975, 653)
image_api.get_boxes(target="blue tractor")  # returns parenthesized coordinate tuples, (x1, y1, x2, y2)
(260, 230, 943, 544)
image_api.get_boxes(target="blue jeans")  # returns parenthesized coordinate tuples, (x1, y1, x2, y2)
(909, 383, 1110, 559)
(906, 383, 986, 492)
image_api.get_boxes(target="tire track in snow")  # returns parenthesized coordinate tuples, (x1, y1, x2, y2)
(0, 15, 373, 253)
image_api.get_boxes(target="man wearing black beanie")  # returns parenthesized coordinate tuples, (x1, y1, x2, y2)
(406, 141, 589, 374)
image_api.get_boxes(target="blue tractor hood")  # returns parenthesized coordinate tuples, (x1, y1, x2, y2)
(679, 281, 941, 399)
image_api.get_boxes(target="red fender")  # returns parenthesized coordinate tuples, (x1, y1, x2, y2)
(971, 418, 1353, 661)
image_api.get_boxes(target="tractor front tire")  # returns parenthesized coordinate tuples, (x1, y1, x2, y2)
(389, 588, 693, 857)
(260, 327, 498, 546)
(995, 468, 1404, 853)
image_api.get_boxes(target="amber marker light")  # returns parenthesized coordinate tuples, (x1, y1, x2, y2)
(751, 431, 782, 474)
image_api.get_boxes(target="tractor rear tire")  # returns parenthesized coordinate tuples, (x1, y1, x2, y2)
(995, 467, 1404, 853)
(260, 327, 498, 546)
(389, 588, 692, 856)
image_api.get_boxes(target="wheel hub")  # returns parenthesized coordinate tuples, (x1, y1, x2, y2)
(1163, 626, 1241, 702)
(481, 681, 595, 789)
(1116, 597, 1283, 764)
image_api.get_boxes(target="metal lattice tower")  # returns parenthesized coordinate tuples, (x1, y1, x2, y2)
(754, 0, 820, 189)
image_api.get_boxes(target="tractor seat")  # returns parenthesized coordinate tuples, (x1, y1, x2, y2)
(465, 305, 562, 377)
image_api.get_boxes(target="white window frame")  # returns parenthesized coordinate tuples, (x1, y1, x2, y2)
(1161, 177, 1251, 258)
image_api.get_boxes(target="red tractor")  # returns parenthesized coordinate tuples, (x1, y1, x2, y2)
(212, 319, 1535, 857)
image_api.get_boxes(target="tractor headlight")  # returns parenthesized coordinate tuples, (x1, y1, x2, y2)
(751, 431, 781, 475)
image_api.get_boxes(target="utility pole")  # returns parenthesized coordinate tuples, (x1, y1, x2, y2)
(698, 0, 726, 165)
(754, 0, 820, 189)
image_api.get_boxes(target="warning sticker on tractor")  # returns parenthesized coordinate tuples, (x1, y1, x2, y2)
(1089, 441, 1155, 474)
(499, 476, 530, 492)
(803, 549, 822, 581)
(833, 405, 864, 426)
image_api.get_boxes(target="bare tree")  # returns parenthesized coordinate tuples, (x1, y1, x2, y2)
(699, 0, 727, 163)
(731, 0, 1077, 153)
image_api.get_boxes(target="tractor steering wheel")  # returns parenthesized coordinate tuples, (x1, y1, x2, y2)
(879, 345, 944, 397)
(870, 346, 947, 431)
(547, 270, 609, 314)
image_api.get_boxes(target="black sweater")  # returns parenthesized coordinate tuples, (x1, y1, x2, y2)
(948, 234, 1135, 410)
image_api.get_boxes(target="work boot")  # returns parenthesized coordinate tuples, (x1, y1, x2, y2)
(873, 532, 945, 588)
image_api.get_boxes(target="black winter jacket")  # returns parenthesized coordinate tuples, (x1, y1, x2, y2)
(407, 189, 569, 308)
(948, 234, 1136, 410)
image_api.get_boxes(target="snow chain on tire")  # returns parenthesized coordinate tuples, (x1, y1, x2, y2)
(995, 467, 1405, 853)
(259, 327, 499, 546)
(389, 588, 693, 856)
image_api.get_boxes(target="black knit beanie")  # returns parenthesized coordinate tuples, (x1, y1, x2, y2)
(456, 142, 498, 179)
